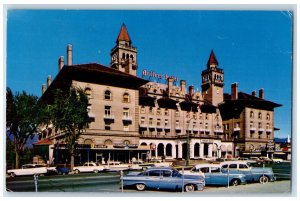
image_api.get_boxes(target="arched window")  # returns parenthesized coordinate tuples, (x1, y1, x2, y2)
(104, 90, 112, 100)
(258, 112, 262, 119)
(166, 144, 172, 157)
(266, 113, 270, 120)
(250, 111, 254, 118)
(85, 87, 92, 99)
(123, 93, 130, 103)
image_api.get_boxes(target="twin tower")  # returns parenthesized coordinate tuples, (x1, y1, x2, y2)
(110, 23, 225, 106)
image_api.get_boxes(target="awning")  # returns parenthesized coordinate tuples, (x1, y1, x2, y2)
(242, 152, 261, 155)
(273, 152, 286, 155)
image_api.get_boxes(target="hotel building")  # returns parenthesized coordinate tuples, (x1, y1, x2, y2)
(37, 24, 281, 164)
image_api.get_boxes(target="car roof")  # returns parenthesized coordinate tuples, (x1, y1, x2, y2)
(220, 161, 248, 165)
(147, 167, 173, 170)
(194, 163, 221, 168)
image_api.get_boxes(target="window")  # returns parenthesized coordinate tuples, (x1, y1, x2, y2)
(266, 113, 270, 121)
(123, 108, 129, 118)
(149, 107, 153, 114)
(211, 167, 220, 173)
(162, 170, 171, 177)
(105, 106, 111, 116)
(141, 117, 145, 125)
(239, 164, 248, 169)
(165, 119, 169, 127)
(229, 164, 237, 169)
(105, 122, 111, 130)
(157, 108, 161, 115)
(149, 118, 153, 126)
(258, 112, 262, 119)
(85, 88, 92, 99)
(250, 111, 254, 118)
(157, 119, 161, 126)
(123, 93, 130, 103)
(175, 110, 180, 117)
(205, 114, 209, 120)
(200, 167, 209, 173)
(176, 120, 180, 127)
(104, 90, 111, 100)
(199, 113, 203, 119)
(141, 106, 146, 114)
(164, 109, 169, 116)
(149, 170, 160, 177)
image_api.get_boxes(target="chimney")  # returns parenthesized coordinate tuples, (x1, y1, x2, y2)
(180, 80, 186, 95)
(259, 88, 264, 99)
(231, 82, 238, 100)
(42, 84, 46, 94)
(188, 85, 194, 96)
(58, 56, 64, 71)
(252, 91, 256, 97)
(47, 75, 52, 88)
(167, 77, 174, 97)
(67, 44, 73, 66)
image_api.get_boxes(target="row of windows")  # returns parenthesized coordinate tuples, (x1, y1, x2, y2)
(85, 88, 131, 103)
(250, 111, 271, 120)
(223, 122, 271, 130)
(140, 106, 215, 120)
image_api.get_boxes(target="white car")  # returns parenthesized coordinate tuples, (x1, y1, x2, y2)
(105, 161, 130, 171)
(7, 164, 48, 177)
(272, 158, 283, 163)
(73, 162, 105, 173)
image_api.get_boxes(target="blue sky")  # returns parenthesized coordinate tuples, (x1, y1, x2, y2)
(6, 10, 292, 138)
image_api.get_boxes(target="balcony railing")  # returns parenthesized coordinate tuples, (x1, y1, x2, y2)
(266, 129, 272, 133)
(214, 129, 224, 133)
(250, 127, 256, 131)
(175, 126, 182, 131)
(139, 123, 147, 128)
(234, 127, 240, 132)
(258, 128, 265, 132)
(122, 116, 133, 122)
(103, 114, 115, 120)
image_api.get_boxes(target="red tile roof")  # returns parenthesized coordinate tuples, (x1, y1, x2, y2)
(206, 50, 218, 68)
(34, 139, 53, 145)
(116, 23, 131, 42)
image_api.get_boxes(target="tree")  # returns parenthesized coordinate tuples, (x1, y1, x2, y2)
(6, 88, 39, 168)
(46, 87, 90, 170)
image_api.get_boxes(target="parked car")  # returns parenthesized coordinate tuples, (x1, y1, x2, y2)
(139, 159, 172, 169)
(272, 158, 283, 163)
(181, 164, 246, 186)
(73, 162, 105, 173)
(258, 157, 273, 164)
(220, 161, 276, 183)
(46, 165, 70, 175)
(7, 164, 48, 177)
(122, 167, 205, 192)
(105, 161, 130, 171)
(128, 160, 144, 170)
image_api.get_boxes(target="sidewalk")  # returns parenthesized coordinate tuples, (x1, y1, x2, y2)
(200, 180, 291, 195)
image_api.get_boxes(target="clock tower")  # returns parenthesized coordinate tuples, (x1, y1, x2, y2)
(201, 50, 224, 106)
(110, 23, 138, 76)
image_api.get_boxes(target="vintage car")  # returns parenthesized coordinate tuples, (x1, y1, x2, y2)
(7, 164, 48, 177)
(104, 161, 130, 171)
(220, 161, 276, 183)
(73, 162, 105, 173)
(122, 167, 205, 192)
(128, 160, 144, 170)
(181, 164, 246, 186)
(138, 159, 172, 169)
(272, 158, 284, 163)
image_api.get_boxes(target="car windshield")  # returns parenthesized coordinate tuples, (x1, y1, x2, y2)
(172, 169, 181, 177)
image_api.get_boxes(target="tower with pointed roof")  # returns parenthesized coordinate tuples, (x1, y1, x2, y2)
(201, 50, 224, 106)
(110, 23, 138, 76)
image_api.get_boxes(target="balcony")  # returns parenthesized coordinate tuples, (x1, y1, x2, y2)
(164, 126, 171, 131)
(175, 126, 182, 131)
(122, 116, 133, 122)
(103, 114, 115, 120)
(250, 127, 256, 132)
(214, 129, 224, 134)
(258, 128, 265, 132)
(156, 125, 164, 130)
(193, 128, 199, 133)
(199, 128, 205, 132)
(148, 124, 156, 130)
(139, 123, 148, 129)
(266, 129, 272, 133)
(234, 127, 240, 132)
(205, 129, 210, 134)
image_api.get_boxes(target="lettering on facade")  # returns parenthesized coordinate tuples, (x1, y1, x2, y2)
(142, 69, 179, 82)
(200, 139, 214, 143)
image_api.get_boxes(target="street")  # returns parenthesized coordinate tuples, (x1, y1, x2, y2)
(6, 171, 291, 194)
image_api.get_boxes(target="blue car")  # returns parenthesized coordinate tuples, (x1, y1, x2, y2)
(182, 164, 247, 186)
(122, 167, 205, 192)
(220, 161, 276, 183)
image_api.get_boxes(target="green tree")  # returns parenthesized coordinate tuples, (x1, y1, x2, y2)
(6, 88, 39, 168)
(46, 87, 90, 170)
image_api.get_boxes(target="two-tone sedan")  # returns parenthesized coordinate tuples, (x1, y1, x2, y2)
(182, 164, 247, 186)
(122, 167, 205, 192)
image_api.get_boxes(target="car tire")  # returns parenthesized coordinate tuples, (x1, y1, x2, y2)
(74, 169, 80, 174)
(136, 183, 146, 191)
(93, 169, 99, 173)
(184, 184, 195, 192)
(230, 179, 240, 186)
(9, 172, 16, 178)
(259, 175, 269, 183)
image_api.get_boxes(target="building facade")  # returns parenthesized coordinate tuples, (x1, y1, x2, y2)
(37, 24, 281, 165)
